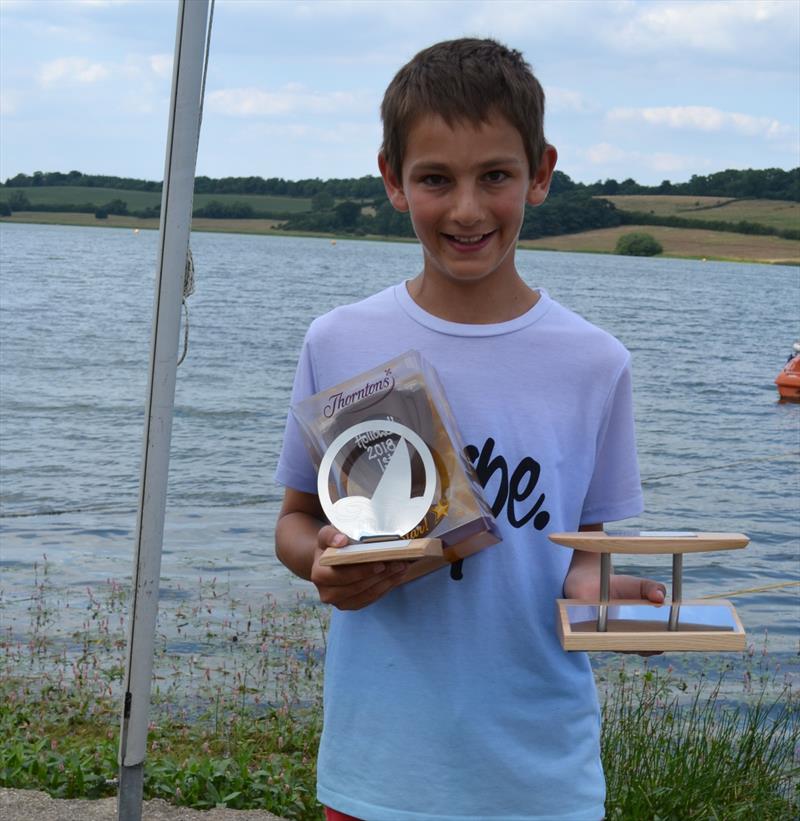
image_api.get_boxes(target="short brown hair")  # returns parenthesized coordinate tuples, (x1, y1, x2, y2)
(380, 38, 546, 179)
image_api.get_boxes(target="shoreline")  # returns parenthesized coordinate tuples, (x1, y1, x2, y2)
(2, 573, 796, 820)
(2, 212, 798, 266)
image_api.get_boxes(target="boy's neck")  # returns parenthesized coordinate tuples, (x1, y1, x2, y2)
(406, 271, 539, 324)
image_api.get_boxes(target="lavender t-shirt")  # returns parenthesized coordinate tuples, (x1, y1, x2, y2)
(276, 283, 643, 821)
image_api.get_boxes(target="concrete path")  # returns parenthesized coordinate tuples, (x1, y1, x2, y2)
(0, 789, 289, 821)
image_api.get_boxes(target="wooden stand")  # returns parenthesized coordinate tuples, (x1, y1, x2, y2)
(320, 537, 442, 566)
(549, 532, 749, 652)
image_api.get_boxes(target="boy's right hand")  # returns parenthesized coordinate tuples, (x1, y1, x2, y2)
(311, 525, 409, 610)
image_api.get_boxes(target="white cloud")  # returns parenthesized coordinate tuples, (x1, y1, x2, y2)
(648, 152, 706, 174)
(206, 86, 367, 117)
(231, 120, 381, 145)
(584, 142, 628, 165)
(609, 0, 796, 55)
(42, 23, 94, 44)
(111, 54, 174, 83)
(317, 121, 382, 146)
(118, 94, 157, 116)
(0, 90, 21, 116)
(546, 86, 594, 114)
(148, 54, 172, 79)
(608, 106, 792, 139)
(39, 57, 109, 86)
(237, 123, 313, 139)
(580, 142, 709, 176)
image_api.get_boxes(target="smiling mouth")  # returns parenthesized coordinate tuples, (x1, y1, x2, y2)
(444, 231, 495, 245)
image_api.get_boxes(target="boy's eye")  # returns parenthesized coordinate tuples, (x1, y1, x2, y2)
(484, 170, 509, 183)
(421, 174, 448, 187)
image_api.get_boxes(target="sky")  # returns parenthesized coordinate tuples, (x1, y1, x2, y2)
(1, 0, 798, 186)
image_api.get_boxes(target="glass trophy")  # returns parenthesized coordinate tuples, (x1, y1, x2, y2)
(316, 419, 443, 565)
(291, 351, 499, 577)
(550, 531, 749, 652)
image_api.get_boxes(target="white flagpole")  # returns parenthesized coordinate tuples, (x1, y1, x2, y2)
(117, 2, 210, 818)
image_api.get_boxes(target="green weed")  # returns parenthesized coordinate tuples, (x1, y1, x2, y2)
(1, 559, 798, 819)
(600, 661, 799, 819)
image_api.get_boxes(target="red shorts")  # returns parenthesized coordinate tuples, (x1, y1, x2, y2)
(325, 806, 599, 821)
(325, 809, 363, 821)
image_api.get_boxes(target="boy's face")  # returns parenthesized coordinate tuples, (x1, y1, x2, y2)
(379, 112, 555, 288)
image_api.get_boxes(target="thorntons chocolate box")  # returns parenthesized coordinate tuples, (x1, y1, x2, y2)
(291, 350, 500, 583)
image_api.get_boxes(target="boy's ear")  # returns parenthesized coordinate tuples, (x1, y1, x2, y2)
(526, 144, 558, 208)
(378, 153, 409, 213)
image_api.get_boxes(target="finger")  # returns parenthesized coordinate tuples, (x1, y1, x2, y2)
(335, 565, 409, 610)
(318, 525, 348, 549)
(313, 556, 400, 588)
(313, 527, 389, 586)
(316, 561, 407, 606)
(640, 578, 667, 604)
(612, 574, 666, 602)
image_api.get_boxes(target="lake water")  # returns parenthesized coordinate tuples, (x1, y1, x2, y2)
(1, 222, 798, 671)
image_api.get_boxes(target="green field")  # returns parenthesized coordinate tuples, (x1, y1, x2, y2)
(0, 185, 312, 213)
(519, 223, 800, 265)
(603, 195, 800, 231)
(5, 188, 797, 230)
(3, 187, 799, 265)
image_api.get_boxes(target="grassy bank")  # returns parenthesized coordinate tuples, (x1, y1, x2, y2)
(0, 564, 326, 818)
(599, 663, 798, 819)
(3, 210, 799, 264)
(0, 212, 392, 243)
(0, 211, 284, 234)
(1, 563, 797, 819)
(0, 186, 313, 214)
(3, 210, 800, 264)
(519, 223, 800, 265)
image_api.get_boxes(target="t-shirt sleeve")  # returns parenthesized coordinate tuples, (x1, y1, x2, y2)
(580, 354, 644, 525)
(274, 335, 318, 494)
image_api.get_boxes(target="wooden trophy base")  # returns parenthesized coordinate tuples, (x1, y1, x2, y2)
(556, 598, 746, 652)
(320, 537, 443, 566)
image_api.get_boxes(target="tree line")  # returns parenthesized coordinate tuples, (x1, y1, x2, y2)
(1, 170, 384, 200)
(4, 167, 798, 202)
(273, 184, 799, 241)
(617, 210, 799, 241)
(2, 167, 798, 241)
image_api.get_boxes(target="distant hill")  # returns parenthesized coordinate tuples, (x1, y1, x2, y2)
(1, 170, 384, 200)
(603, 195, 799, 232)
(0, 185, 311, 219)
(1, 167, 798, 252)
(3, 166, 798, 201)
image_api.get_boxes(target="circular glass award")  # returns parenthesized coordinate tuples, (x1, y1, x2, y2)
(318, 420, 438, 542)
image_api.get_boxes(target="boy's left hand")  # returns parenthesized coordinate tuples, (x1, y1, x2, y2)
(606, 573, 666, 605)
(562, 560, 667, 605)
(607, 574, 667, 657)
(563, 555, 668, 657)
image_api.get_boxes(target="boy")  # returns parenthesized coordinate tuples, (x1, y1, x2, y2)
(275, 38, 665, 821)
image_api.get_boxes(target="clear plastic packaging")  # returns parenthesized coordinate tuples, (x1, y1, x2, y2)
(291, 350, 500, 580)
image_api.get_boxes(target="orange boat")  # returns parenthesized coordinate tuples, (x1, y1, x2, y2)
(775, 342, 800, 400)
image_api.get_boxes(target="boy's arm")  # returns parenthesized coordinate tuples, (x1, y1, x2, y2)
(563, 523, 666, 603)
(275, 487, 409, 610)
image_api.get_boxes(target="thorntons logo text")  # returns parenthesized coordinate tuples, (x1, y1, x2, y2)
(323, 370, 394, 418)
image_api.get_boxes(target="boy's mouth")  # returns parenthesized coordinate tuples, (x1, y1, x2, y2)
(443, 230, 496, 249)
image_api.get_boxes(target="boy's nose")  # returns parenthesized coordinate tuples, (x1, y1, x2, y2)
(449, 185, 483, 226)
